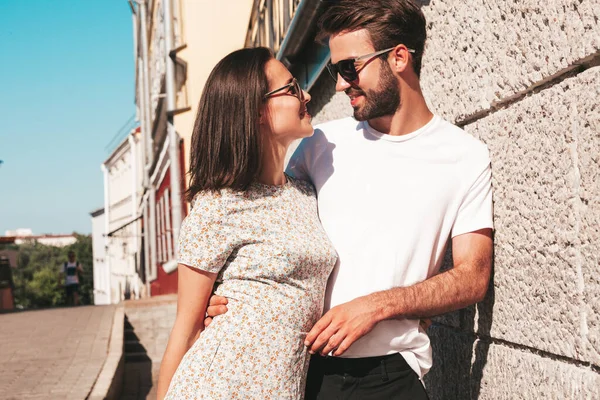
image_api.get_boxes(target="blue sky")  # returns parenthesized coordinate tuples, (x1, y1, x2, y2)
(0, 0, 135, 235)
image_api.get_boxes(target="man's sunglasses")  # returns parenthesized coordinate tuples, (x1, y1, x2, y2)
(264, 77, 304, 102)
(326, 46, 415, 82)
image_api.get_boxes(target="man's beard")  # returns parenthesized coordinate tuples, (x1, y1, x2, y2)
(348, 61, 400, 121)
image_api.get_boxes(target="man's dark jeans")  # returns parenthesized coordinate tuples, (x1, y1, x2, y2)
(305, 353, 429, 399)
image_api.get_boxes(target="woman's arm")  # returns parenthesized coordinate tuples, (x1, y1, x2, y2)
(156, 264, 218, 400)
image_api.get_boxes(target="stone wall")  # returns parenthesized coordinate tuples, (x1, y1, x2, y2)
(306, 1, 600, 398)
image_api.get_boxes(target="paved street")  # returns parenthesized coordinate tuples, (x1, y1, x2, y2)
(0, 305, 116, 400)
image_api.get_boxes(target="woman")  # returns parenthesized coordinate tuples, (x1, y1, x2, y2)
(157, 47, 337, 400)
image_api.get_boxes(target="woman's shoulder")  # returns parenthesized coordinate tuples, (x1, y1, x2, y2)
(287, 174, 316, 197)
(191, 187, 263, 214)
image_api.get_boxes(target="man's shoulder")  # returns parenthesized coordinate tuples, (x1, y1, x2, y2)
(313, 117, 360, 139)
(434, 118, 490, 161)
(297, 117, 360, 151)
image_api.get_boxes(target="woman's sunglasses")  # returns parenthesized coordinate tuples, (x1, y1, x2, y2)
(263, 78, 304, 102)
(326, 46, 415, 82)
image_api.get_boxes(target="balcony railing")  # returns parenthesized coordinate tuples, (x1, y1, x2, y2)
(245, 0, 301, 53)
(245, 0, 329, 91)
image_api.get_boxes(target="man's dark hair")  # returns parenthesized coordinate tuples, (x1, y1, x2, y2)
(185, 47, 273, 200)
(317, 0, 427, 77)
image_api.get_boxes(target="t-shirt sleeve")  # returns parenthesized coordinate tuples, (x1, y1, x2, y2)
(177, 191, 235, 273)
(285, 138, 310, 181)
(451, 150, 494, 237)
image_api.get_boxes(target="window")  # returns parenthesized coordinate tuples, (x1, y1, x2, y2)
(156, 199, 163, 262)
(164, 189, 173, 259)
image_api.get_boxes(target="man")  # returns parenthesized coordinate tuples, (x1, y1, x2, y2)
(60, 250, 83, 306)
(207, 0, 493, 398)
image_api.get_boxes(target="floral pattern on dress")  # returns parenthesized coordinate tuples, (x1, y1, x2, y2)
(165, 176, 337, 400)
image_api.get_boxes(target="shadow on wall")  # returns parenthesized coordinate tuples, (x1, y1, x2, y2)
(122, 315, 153, 400)
(424, 243, 496, 400)
(307, 70, 338, 120)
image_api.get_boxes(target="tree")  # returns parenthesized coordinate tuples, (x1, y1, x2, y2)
(68, 234, 94, 305)
(7, 234, 94, 309)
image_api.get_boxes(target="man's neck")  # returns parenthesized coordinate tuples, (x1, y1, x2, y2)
(367, 83, 433, 136)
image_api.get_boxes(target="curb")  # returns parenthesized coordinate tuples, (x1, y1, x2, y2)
(87, 304, 125, 400)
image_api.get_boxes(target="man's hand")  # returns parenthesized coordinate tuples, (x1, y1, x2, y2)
(204, 295, 228, 327)
(304, 296, 381, 357)
(419, 318, 432, 331)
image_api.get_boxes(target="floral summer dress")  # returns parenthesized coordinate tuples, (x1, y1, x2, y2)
(165, 176, 337, 400)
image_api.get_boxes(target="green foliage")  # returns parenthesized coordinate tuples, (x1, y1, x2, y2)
(7, 234, 94, 309)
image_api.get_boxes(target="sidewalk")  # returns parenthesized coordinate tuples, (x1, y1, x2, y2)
(0, 305, 116, 400)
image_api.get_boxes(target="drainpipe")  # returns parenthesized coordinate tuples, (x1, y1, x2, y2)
(140, 0, 157, 288)
(138, 0, 153, 173)
(149, 186, 157, 283)
(101, 164, 112, 304)
(131, 0, 156, 293)
(142, 199, 150, 296)
(276, 0, 324, 64)
(128, 134, 139, 289)
(163, 0, 183, 256)
(276, 0, 329, 91)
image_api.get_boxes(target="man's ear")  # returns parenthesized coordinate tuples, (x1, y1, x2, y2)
(391, 45, 411, 74)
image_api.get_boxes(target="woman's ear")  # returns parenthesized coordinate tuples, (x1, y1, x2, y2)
(259, 106, 269, 125)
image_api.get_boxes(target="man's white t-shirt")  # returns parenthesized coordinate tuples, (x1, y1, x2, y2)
(286, 115, 493, 378)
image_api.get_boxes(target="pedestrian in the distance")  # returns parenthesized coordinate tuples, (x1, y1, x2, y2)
(60, 250, 83, 306)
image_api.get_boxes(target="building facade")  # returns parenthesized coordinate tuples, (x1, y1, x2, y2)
(249, 0, 600, 398)
(101, 129, 145, 304)
(90, 208, 109, 305)
(127, 0, 253, 297)
(3, 229, 78, 247)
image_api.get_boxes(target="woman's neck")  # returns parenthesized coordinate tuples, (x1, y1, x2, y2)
(257, 139, 288, 186)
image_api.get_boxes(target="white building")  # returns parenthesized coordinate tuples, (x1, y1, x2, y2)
(4, 229, 78, 247)
(100, 128, 145, 304)
(90, 208, 109, 305)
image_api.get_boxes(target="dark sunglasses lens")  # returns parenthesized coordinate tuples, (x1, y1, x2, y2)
(331, 63, 345, 80)
(338, 61, 357, 81)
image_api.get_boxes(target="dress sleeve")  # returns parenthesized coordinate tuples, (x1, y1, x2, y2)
(177, 191, 235, 273)
(451, 150, 494, 238)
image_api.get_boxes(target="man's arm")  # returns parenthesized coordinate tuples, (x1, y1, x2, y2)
(305, 228, 493, 356)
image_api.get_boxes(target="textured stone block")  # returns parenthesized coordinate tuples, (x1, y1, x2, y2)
(464, 67, 600, 365)
(572, 69, 600, 362)
(475, 343, 600, 400)
(421, 0, 600, 122)
(425, 326, 600, 400)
